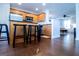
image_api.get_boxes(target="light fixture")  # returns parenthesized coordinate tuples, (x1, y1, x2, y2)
(42, 3, 46, 6)
(18, 3, 22, 5)
(35, 8, 39, 11)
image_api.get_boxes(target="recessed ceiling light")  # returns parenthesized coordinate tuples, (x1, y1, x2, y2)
(35, 8, 39, 11)
(42, 3, 46, 6)
(18, 3, 22, 5)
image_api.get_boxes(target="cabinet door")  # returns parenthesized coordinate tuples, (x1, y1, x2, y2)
(42, 25, 51, 36)
(38, 13, 45, 22)
(10, 13, 23, 21)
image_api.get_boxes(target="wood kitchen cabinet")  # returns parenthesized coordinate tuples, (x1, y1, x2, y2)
(37, 13, 46, 22)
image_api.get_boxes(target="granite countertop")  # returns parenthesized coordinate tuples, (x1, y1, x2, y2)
(10, 20, 51, 25)
(10, 20, 37, 24)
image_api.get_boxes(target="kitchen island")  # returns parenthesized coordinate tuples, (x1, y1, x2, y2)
(9, 20, 51, 47)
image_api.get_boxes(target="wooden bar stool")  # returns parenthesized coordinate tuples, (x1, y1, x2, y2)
(0, 24, 10, 44)
(13, 24, 28, 48)
(34, 25, 37, 42)
(27, 25, 32, 44)
(28, 25, 39, 43)
(33, 25, 43, 42)
(37, 25, 43, 42)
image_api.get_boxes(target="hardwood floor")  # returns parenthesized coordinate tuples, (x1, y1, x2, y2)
(0, 33, 79, 56)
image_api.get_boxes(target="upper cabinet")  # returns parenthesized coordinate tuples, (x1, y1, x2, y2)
(37, 13, 46, 22)
(10, 8, 38, 22)
(10, 13, 23, 21)
(10, 8, 46, 23)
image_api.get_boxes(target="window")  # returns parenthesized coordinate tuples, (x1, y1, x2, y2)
(10, 13, 23, 21)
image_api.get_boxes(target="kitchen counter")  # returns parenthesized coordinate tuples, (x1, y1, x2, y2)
(9, 20, 51, 46)
(10, 20, 51, 25)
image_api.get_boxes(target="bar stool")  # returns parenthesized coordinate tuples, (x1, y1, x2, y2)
(27, 25, 39, 43)
(0, 24, 10, 44)
(27, 25, 32, 44)
(37, 25, 43, 42)
(34, 25, 37, 42)
(27, 25, 40, 43)
(13, 24, 28, 48)
(33, 25, 43, 42)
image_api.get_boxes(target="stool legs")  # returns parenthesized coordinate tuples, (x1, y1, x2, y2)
(0, 25, 2, 38)
(0, 24, 10, 45)
(23, 25, 28, 45)
(5, 25, 10, 44)
(13, 25, 28, 48)
(28, 25, 32, 44)
(37, 26, 40, 42)
(23, 26, 26, 46)
(13, 25, 16, 48)
(37, 25, 42, 42)
(12, 25, 42, 48)
(29, 26, 32, 44)
(34, 26, 37, 42)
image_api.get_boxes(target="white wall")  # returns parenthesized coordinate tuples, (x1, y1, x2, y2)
(60, 16, 76, 32)
(0, 3, 10, 27)
(51, 19, 60, 38)
(76, 4, 79, 40)
(39, 10, 60, 39)
(60, 19, 64, 28)
(0, 3, 10, 36)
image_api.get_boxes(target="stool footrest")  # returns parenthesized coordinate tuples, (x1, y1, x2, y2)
(1, 31, 7, 33)
(0, 36, 7, 39)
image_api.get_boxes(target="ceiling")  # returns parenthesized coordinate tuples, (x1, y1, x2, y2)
(10, 3, 76, 18)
